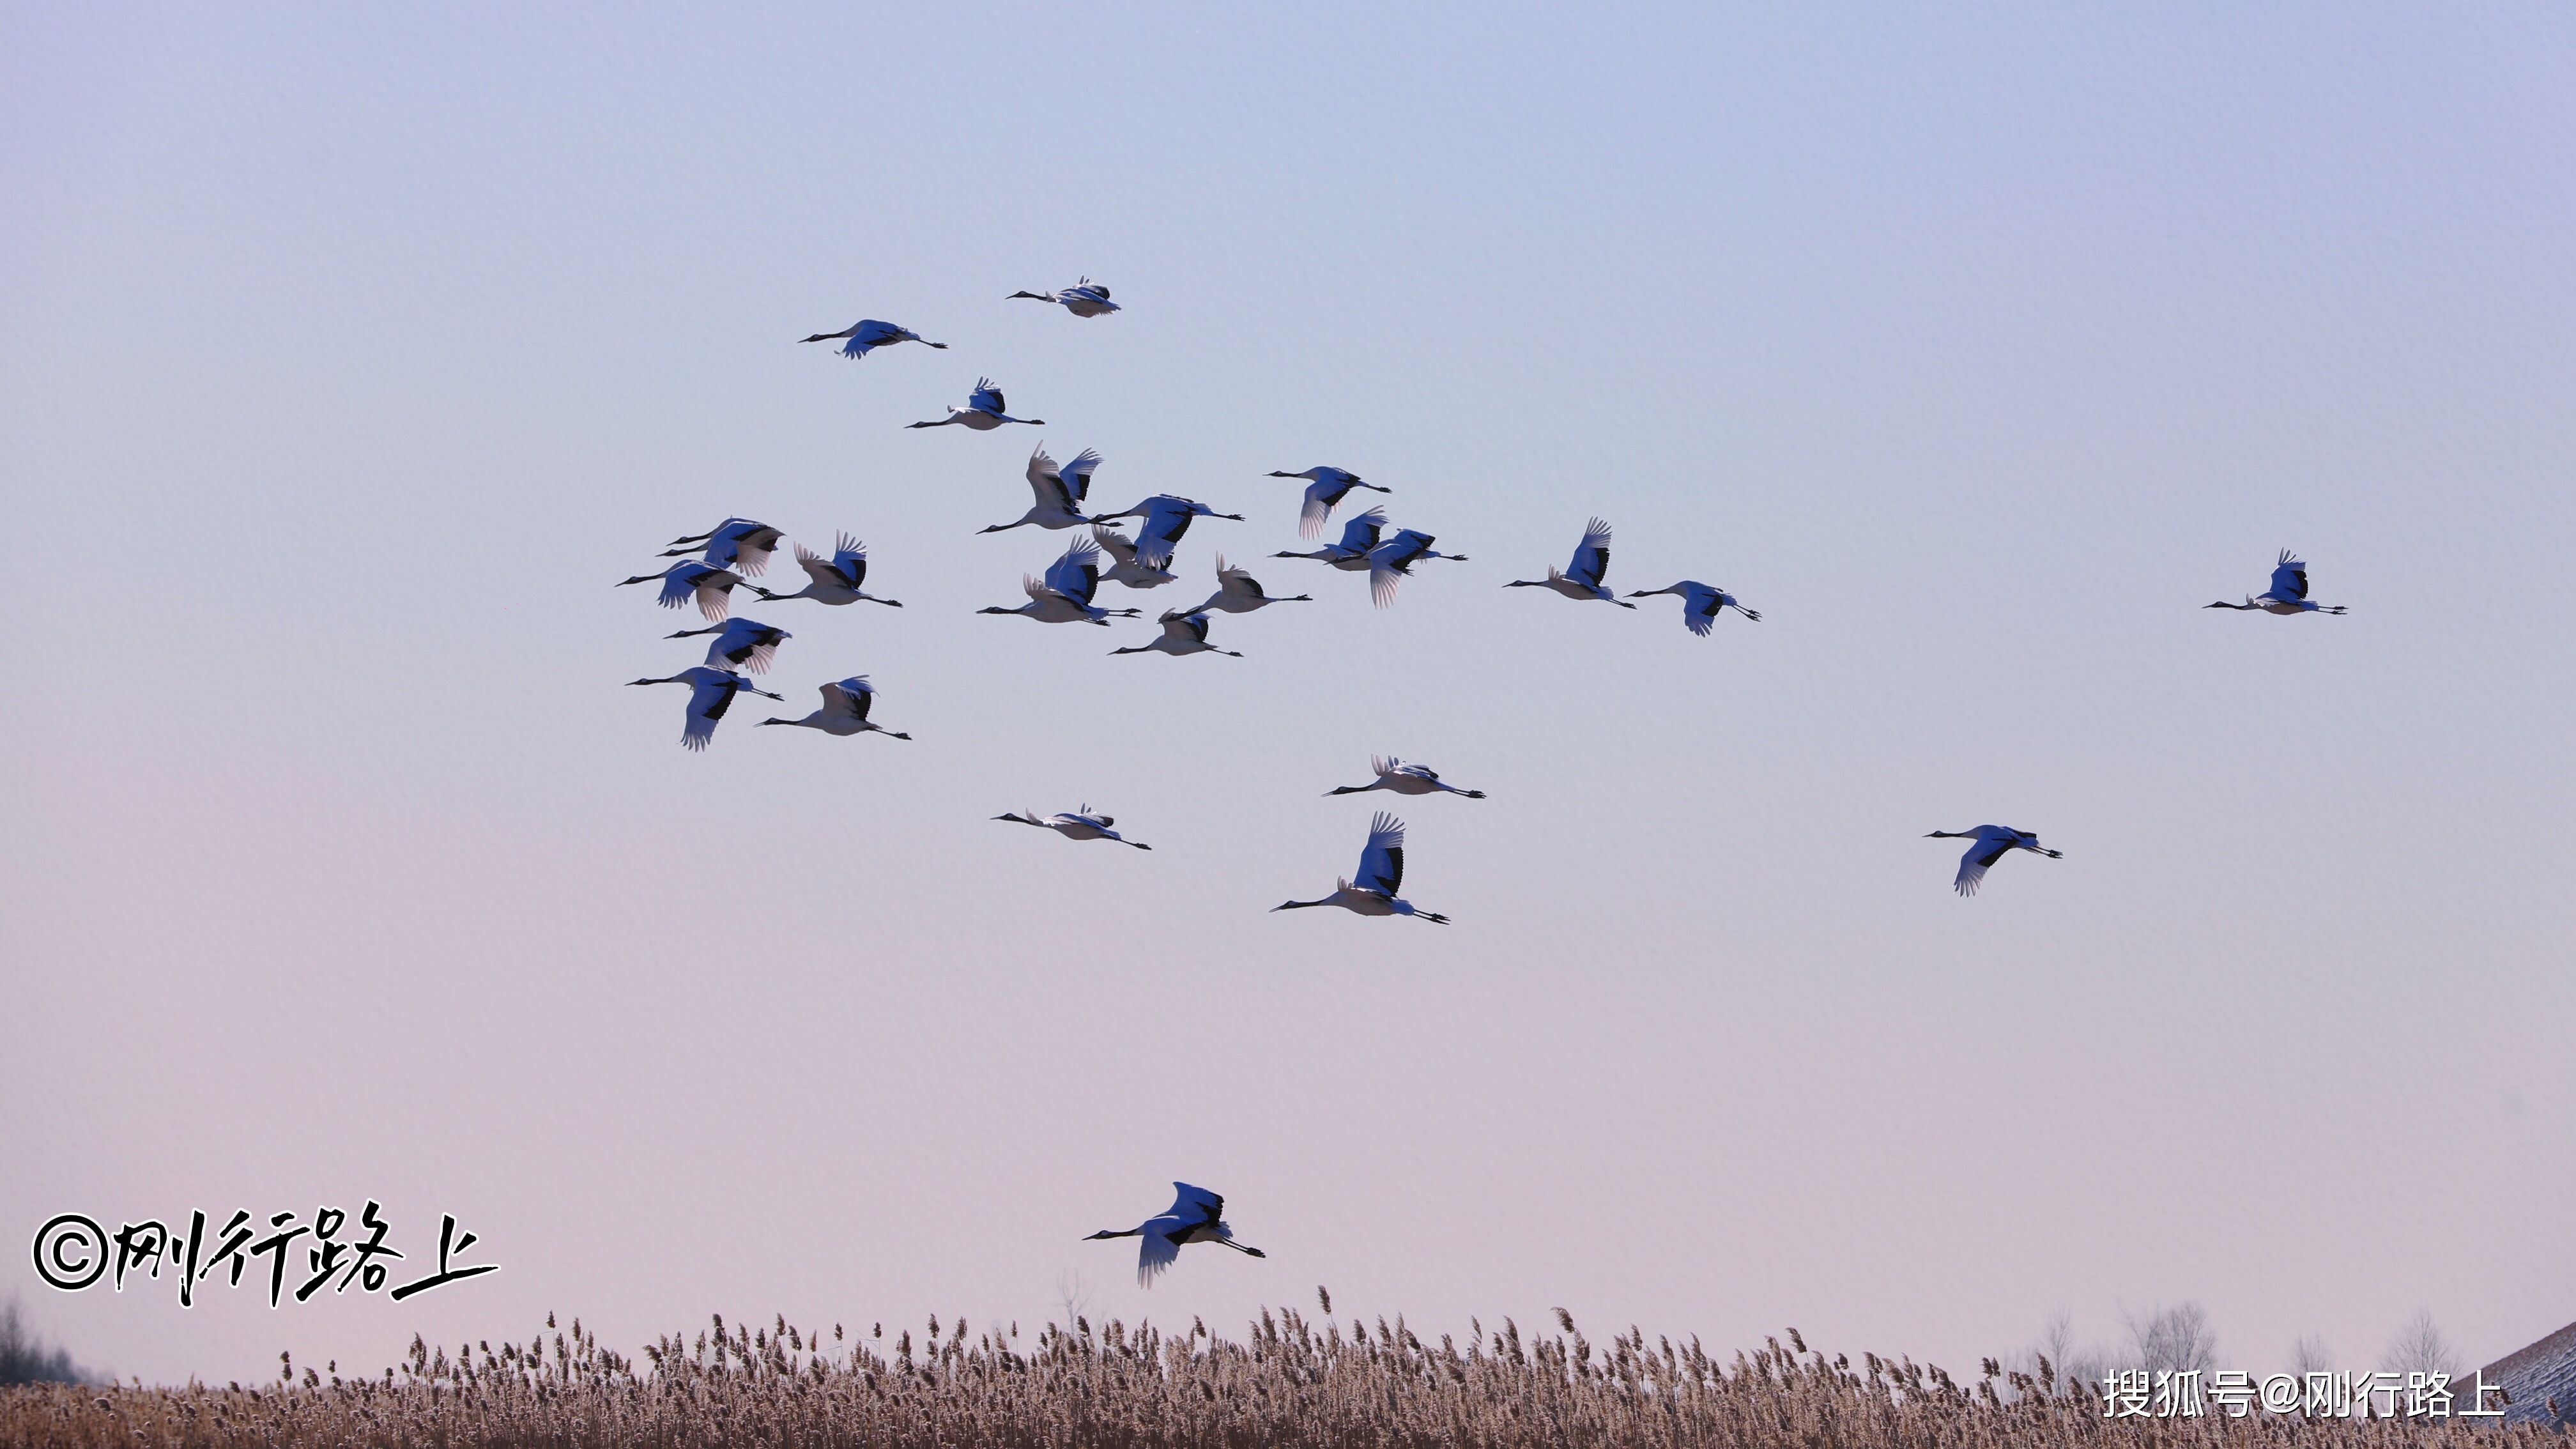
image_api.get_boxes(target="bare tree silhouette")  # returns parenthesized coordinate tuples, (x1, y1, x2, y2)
(0, 1296, 92, 1386)
(2027, 1302, 2221, 1396)
(1052, 1270, 1095, 1335)
(2127, 1303, 2218, 1377)
(2025, 1310, 2113, 1398)
(2385, 1310, 2464, 1379)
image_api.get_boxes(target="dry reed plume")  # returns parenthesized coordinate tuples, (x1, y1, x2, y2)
(1, 1300, 2542, 1448)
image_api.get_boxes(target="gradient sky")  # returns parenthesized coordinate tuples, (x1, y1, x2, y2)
(4, 1, 2572, 1390)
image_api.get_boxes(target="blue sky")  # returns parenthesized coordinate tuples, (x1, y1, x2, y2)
(4, 0, 2571, 1387)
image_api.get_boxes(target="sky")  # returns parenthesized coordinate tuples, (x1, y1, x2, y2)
(3, 0, 2572, 1391)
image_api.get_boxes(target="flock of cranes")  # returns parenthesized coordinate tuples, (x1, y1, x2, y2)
(619, 281, 2355, 954)
(615, 281, 2358, 1288)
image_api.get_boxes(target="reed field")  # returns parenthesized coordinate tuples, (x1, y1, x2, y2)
(1, 1301, 2543, 1449)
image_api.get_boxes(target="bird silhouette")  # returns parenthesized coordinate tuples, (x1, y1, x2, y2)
(1084, 1183, 1263, 1287)
(1007, 279, 1120, 316)
(1629, 580, 1759, 634)
(1508, 518, 1632, 607)
(799, 319, 947, 358)
(1325, 757, 1485, 799)
(627, 667, 782, 751)
(981, 446, 1106, 533)
(758, 676, 910, 740)
(1267, 466, 1393, 539)
(1275, 812, 1450, 923)
(2205, 550, 2347, 615)
(909, 378, 1041, 429)
(754, 533, 902, 608)
(994, 806, 1151, 849)
(1924, 825, 2063, 896)
(1110, 610, 1242, 658)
